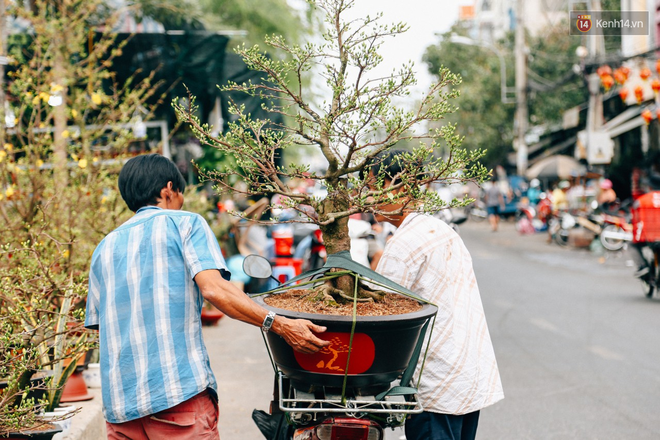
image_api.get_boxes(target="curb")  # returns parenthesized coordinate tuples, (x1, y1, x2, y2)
(57, 389, 106, 440)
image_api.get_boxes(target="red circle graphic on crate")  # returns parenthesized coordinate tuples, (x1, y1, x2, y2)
(294, 332, 375, 374)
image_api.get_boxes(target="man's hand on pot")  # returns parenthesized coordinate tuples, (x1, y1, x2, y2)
(273, 317, 330, 354)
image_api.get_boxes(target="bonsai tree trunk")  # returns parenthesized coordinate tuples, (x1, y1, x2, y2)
(315, 196, 385, 304)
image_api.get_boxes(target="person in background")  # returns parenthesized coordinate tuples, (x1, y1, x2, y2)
(526, 179, 542, 206)
(368, 151, 504, 440)
(484, 175, 506, 232)
(596, 178, 617, 212)
(551, 180, 570, 213)
(86, 154, 329, 439)
(566, 178, 586, 212)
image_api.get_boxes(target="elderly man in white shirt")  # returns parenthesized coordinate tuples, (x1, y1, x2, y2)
(367, 151, 504, 440)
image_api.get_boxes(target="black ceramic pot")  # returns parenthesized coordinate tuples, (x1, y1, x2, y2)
(254, 295, 437, 394)
(0, 369, 55, 404)
(4, 423, 63, 439)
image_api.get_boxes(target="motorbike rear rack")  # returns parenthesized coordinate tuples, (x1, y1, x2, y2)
(276, 372, 423, 425)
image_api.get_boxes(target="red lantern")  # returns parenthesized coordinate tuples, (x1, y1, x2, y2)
(652, 80, 660, 94)
(642, 109, 653, 124)
(635, 86, 645, 104)
(614, 69, 627, 85)
(656, 108, 660, 120)
(600, 74, 614, 91)
(640, 67, 652, 80)
(656, 59, 660, 74)
(597, 65, 612, 77)
(619, 88, 629, 101)
(620, 66, 631, 78)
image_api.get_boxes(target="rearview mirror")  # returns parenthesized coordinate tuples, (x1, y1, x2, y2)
(242, 254, 273, 279)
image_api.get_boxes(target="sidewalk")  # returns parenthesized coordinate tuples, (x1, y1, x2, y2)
(204, 315, 274, 439)
(56, 389, 105, 440)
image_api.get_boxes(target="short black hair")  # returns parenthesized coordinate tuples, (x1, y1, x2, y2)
(118, 154, 186, 212)
(362, 150, 424, 182)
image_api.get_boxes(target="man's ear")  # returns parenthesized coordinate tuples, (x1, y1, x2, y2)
(159, 181, 174, 201)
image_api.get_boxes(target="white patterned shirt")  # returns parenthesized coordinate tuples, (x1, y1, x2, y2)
(86, 206, 229, 423)
(376, 214, 504, 414)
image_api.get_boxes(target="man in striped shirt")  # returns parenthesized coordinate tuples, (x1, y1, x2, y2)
(368, 151, 504, 440)
(86, 154, 328, 439)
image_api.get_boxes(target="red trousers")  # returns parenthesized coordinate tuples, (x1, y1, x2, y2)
(106, 389, 219, 439)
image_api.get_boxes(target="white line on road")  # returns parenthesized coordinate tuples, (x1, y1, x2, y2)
(529, 318, 561, 334)
(588, 345, 624, 361)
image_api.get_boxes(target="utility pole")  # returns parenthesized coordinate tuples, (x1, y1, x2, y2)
(585, 0, 605, 164)
(514, 0, 528, 175)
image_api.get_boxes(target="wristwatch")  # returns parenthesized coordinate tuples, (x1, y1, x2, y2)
(262, 311, 276, 333)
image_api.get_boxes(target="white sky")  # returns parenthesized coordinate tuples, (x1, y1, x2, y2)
(344, 1, 464, 96)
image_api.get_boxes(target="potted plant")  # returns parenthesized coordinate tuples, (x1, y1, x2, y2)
(175, 0, 489, 394)
(0, 0, 163, 434)
(200, 301, 225, 326)
(175, 0, 487, 292)
(244, 253, 438, 395)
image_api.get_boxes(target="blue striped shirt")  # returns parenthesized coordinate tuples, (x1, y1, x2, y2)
(85, 206, 229, 423)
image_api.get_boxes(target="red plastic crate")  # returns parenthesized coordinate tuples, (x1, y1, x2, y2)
(632, 192, 660, 243)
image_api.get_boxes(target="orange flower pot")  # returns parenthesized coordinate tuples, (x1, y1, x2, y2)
(60, 368, 93, 403)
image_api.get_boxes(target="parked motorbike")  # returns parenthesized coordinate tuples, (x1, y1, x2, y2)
(598, 212, 633, 251)
(515, 197, 549, 234)
(547, 211, 575, 246)
(571, 200, 633, 252)
(435, 208, 467, 233)
(464, 200, 488, 222)
(243, 255, 422, 440)
(546, 202, 633, 251)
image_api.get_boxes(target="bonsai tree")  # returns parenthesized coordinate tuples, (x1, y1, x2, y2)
(175, 0, 489, 303)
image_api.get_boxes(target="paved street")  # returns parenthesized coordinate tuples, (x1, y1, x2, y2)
(204, 219, 660, 439)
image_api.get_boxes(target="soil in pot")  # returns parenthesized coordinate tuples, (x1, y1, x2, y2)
(5, 422, 63, 439)
(264, 289, 422, 316)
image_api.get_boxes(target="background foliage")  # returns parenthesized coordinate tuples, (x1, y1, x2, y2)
(424, 22, 588, 170)
(0, 0, 160, 432)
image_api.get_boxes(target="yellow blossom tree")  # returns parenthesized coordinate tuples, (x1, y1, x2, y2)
(0, 0, 165, 433)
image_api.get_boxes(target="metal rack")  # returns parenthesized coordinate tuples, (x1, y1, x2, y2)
(276, 372, 423, 427)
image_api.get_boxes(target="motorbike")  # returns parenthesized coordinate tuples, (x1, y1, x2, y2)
(547, 211, 575, 246)
(597, 212, 633, 251)
(631, 192, 660, 299)
(634, 243, 660, 298)
(571, 200, 633, 252)
(464, 200, 488, 223)
(435, 208, 468, 233)
(243, 255, 424, 440)
(546, 201, 633, 251)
